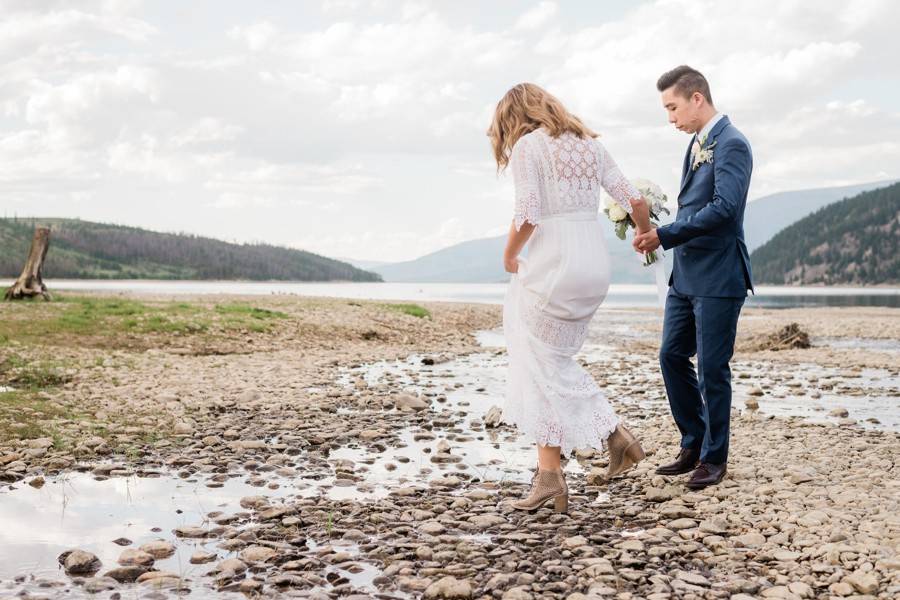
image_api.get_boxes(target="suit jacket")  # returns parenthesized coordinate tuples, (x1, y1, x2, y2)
(656, 116, 754, 298)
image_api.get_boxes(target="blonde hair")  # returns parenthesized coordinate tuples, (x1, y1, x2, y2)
(488, 83, 597, 171)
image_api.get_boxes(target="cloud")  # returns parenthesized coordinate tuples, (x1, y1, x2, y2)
(514, 1, 558, 31)
(0, 0, 897, 262)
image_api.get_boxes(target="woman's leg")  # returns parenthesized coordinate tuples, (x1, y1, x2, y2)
(537, 444, 561, 471)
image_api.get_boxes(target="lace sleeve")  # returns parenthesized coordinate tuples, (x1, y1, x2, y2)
(597, 141, 639, 214)
(510, 135, 542, 231)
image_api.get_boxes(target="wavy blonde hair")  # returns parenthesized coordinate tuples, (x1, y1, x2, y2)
(488, 82, 597, 171)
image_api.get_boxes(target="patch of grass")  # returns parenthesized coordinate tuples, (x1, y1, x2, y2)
(0, 389, 71, 441)
(0, 354, 71, 389)
(0, 295, 291, 350)
(215, 303, 289, 319)
(214, 303, 289, 332)
(384, 303, 431, 319)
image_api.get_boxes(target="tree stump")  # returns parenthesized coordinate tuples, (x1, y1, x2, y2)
(5, 226, 52, 301)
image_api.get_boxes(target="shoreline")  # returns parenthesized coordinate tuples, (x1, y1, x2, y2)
(1, 294, 897, 597)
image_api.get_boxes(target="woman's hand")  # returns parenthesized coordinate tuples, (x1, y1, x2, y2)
(629, 196, 652, 233)
(503, 254, 519, 274)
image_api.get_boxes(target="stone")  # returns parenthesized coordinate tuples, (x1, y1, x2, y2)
(190, 551, 217, 564)
(173, 526, 212, 538)
(60, 549, 101, 575)
(118, 549, 155, 567)
(844, 570, 879, 594)
(669, 518, 698, 530)
(395, 393, 428, 411)
(773, 549, 801, 561)
(674, 570, 709, 586)
(644, 486, 680, 502)
(469, 514, 506, 528)
(734, 532, 766, 547)
(104, 566, 148, 583)
(563, 535, 589, 549)
(829, 581, 853, 596)
(424, 576, 473, 599)
(217, 558, 248, 576)
(138, 540, 176, 559)
(484, 406, 503, 427)
(82, 576, 118, 593)
(788, 581, 813, 598)
(239, 545, 276, 563)
(420, 521, 446, 535)
(829, 407, 849, 418)
(501, 588, 533, 600)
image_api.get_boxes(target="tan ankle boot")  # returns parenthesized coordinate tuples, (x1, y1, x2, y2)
(511, 468, 568, 513)
(606, 423, 645, 479)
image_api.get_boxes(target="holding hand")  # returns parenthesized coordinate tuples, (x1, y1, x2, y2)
(633, 228, 661, 253)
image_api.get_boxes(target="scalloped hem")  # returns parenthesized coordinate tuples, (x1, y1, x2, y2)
(501, 408, 620, 457)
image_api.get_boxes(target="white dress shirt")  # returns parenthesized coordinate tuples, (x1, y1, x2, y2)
(697, 112, 724, 145)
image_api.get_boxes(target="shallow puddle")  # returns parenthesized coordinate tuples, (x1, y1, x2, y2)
(0, 471, 298, 596)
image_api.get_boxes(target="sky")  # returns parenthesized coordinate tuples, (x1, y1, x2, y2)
(1, 0, 898, 263)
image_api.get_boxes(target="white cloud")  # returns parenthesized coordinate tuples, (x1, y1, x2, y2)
(514, 1, 558, 31)
(0, 0, 897, 262)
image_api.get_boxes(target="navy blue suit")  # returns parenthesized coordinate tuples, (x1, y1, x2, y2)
(656, 115, 753, 465)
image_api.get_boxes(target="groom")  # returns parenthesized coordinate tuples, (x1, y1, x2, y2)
(633, 65, 753, 489)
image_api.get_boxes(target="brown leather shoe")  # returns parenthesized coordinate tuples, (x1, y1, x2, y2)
(685, 462, 727, 489)
(655, 447, 701, 476)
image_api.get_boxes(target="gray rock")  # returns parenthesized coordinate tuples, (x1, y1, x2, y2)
(424, 576, 473, 599)
(60, 549, 102, 575)
(484, 406, 503, 427)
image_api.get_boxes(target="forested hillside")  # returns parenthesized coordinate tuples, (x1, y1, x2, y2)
(751, 183, 899, 285)
(0, 219, 381, 282)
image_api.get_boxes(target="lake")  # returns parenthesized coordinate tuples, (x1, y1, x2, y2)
(40, 280, 900, 309)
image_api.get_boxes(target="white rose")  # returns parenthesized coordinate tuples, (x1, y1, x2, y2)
(607, 203, 628, 222)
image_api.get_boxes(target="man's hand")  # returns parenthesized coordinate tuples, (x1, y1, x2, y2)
(633, 228, 661, 253)
(503, 255, 519, 274)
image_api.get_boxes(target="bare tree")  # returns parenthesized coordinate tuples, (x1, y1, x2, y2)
(5, 226, 52, 301)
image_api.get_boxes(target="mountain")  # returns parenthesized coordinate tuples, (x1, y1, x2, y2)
(0, 218, 381, 282)
(750, 182, 900, 285)
(374, 180, 898, 284)
(338, 257, 392, 271)
(744, 180, 897, 251)
(375, 218, 668, 284)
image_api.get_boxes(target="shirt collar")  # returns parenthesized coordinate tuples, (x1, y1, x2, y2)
(697, 112, 724, 145)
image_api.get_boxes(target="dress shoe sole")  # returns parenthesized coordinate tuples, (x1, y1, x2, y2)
(655, 463, 699, 476)
(685, 471, 727, 490)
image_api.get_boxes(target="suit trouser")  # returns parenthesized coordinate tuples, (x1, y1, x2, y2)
(659, 288, 744, 464)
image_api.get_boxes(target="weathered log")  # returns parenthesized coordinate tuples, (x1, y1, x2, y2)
(4, 226, 52, 301)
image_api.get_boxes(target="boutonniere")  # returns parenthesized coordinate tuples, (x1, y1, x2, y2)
(691, 136, 717, 171)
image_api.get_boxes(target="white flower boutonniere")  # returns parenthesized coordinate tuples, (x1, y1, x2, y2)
(691, 136, 717, 171)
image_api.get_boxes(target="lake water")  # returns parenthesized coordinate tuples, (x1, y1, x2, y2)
(38, 280, 900, 309)
(38, 279, 900, 308)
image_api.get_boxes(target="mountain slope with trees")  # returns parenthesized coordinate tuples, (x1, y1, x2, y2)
(750, 182, 899, 285)
(0, 218, 381, 282)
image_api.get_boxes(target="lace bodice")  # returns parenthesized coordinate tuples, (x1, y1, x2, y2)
(510, 129, 639, 231)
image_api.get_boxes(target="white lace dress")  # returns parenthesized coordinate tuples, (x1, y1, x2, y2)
(502, 129, 640, 456)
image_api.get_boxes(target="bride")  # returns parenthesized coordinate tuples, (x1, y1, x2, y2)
(488, 83, 651, 513)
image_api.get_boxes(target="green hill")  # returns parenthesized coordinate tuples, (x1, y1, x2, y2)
(750, 182, 900, 285)
(0, 218, 381, 282)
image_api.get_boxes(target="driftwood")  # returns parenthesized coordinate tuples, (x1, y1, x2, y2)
(751, 322, 811, 351)
(5, 226, 52, 301)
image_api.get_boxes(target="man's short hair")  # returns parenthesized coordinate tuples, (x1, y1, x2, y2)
(657, 65, 713, 105)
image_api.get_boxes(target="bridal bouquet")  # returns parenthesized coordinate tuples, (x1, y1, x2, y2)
(603, 178, 670, 266)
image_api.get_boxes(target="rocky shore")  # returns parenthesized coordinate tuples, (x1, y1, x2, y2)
(0, 295, 897, 599)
